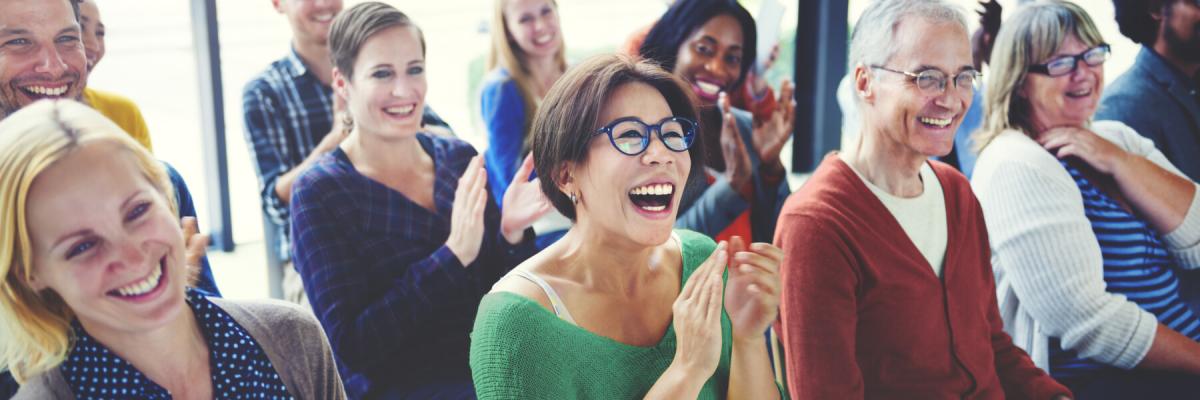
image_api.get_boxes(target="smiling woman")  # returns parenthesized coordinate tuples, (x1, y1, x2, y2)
(0, 100, 344, 399)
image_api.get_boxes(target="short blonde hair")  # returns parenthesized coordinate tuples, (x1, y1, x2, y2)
(0, 100, 175, 382)
(973, 0, 1104, 152)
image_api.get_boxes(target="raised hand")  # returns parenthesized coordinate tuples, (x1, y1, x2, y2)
(1037, 126, 1130, 176)
(500, 154, 553, 244)
(722, 236, 782, 341)
(750, 80, 796, 167)
(719, 93, 753, 193)
(670, 241, 729, 378)
(181, 216, 209, 280)
(446, 156, 489, 266)
(316, 92, 351, 155)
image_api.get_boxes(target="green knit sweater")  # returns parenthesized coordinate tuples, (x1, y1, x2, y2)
(469, 230, 733, 399)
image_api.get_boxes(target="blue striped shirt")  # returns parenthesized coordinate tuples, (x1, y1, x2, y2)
(1050, 161, 1200, 377)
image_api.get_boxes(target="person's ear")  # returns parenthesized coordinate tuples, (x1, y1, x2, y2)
(854, 64, 875, 104)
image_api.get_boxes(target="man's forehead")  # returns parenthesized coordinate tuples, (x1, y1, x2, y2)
(0, 0, 78, 33)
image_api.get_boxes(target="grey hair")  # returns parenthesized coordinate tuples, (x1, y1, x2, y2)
(848, 0, 969, 70)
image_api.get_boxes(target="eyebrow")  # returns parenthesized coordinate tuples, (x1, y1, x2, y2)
(53, 191, 142, 248)
(0, 28, 31, 37)
(913, 64, 978, 73)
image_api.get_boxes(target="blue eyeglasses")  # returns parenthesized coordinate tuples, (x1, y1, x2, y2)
(593, 116, 697, 156)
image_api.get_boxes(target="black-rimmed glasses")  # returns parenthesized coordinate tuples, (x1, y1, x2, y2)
(593, 116, 697, 156)
(870, 66, 982, 95)
(1027, 44, 1111, 77)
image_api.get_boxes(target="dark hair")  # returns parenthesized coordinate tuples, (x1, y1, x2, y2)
(329, 2, 426, 78)
(70, 0, 82, 23)
(638, 0, 757, 90)
(1112, 0, 1169, 44)
(531, 54, 705, 221)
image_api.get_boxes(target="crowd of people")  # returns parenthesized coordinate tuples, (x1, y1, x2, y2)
(0, 0, 1198, 398)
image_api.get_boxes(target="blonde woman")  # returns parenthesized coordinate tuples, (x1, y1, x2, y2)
(0, 100, 344, 399)
(972, 1, 1200, 397)
(481, 0, 569, 247)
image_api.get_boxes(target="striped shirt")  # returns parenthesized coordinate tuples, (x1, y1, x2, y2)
(1049, 160, 1200, 377)
(242, 47, 448, 261)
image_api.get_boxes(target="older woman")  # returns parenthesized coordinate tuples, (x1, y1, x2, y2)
(774, 0, 1069, 398)
(638, 0, 793, 244)
(971, 1, 1200, 397)
(288, 3, 547, 398)
(470, 54, 783, 399)
(0, 100, 344, 399)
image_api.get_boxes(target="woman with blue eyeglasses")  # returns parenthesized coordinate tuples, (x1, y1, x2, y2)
(469, 54, 783, 399)
(972, 1, 1200, 397)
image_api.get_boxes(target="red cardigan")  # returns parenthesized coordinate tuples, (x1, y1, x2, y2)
(774, 155, 1070, 399)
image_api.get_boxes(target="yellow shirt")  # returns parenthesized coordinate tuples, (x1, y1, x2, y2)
(82, 88, 153, 152)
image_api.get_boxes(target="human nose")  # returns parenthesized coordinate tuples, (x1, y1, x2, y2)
(34, 46, 70, 77)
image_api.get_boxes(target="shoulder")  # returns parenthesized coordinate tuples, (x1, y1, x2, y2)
(472, 291, 558, 345)
(779, 155, 860, 222)
(974, 130, 1063, 179)
(293, 152, 354, 201)
(13, 370, 72, 399)
(242, 58, 293, 97)
(210, 297, 324, 342)
(425, 134, 479, 170)
(1091, 120, 1154, 151)
(84, 88, 138, 110)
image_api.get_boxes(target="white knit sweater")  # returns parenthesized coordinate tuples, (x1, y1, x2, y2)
(971, 120, 1200, 372)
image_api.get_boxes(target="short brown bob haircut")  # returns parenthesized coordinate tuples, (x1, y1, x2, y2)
(531, 54, 705, 221)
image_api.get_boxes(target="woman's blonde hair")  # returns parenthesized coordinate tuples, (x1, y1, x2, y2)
(973, 0, 1104, 152)
(0, 100, 175, 382)
(486, 0, 567, 154)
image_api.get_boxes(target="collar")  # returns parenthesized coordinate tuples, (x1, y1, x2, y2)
(1137, 46, 1198, 91)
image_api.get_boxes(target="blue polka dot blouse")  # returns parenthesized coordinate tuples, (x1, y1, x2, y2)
(60, 289, 293, 399)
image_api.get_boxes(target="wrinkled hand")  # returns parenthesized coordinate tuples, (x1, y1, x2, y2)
(1038, 126, 1130, 176)
(671, 241, 729, 377)
(501, 154, 553, 244)
(750, 80, 796, 166)
(181, 217, 209, 279)
(723, 236, 782, 342)
(316, 92, 351, 155)
(719, 93, 753, 192)
(446, 156, 488, 266)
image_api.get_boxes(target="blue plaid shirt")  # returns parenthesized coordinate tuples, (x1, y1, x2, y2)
(242, 48, 448, 261)
(290, 133, 534, 398)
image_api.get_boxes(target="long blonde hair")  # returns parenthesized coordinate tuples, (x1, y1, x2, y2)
(486, 0, 567, 153)
(0, 100, 175, 383)
(973, 0, 1104, 152)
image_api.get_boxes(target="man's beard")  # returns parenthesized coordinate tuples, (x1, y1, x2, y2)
(1163, 15, 1200, 64)
(0, 74, 84, 120)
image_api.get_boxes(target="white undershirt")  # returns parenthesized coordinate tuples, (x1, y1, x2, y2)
(846, 160, 948, 277)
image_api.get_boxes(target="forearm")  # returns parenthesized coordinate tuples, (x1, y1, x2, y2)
(273, 149, 331, 204)
(1114, 155, 1197, 233)
(727, 337, 780, 400)
(1138, 323, 1200, 375)
(644, 363, 705, 400)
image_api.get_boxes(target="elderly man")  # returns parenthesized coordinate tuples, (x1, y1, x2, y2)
(772, 0, 1071, 398)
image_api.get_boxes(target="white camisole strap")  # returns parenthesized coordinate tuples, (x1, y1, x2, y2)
(510, 269, 578, 326)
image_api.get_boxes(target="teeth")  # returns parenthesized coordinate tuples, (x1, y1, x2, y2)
(630, 183, 674, 196)
(696, 81, 720, 95)
(315, 14, 334, 22)
(115, 263, 162, 297)
(23, 86, 68, 96)
(535, 34, 553, 45)
(919, 117, 951, 127)
(641, 205, 666, 212)
(1067, 89, 1090, 97)
(386, 105, 415, 115)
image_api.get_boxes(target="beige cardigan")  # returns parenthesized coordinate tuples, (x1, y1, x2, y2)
(14, 297, 346, 399)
